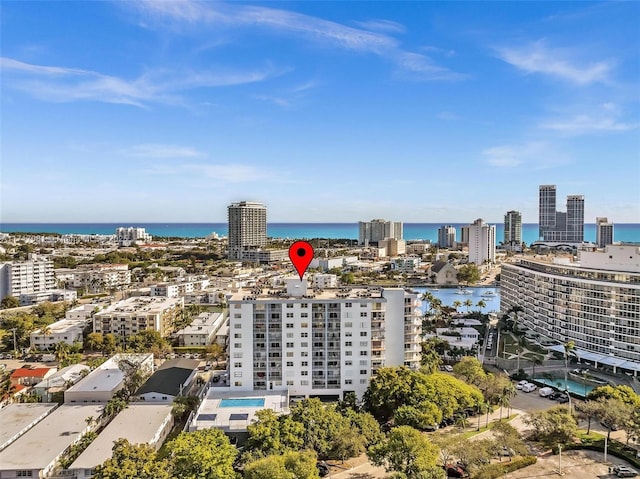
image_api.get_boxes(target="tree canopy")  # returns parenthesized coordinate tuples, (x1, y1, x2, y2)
(92, 439, 171, 479)
(368, 425, 443, 478)
(363, 366, 484, 425)
(165, 429, 238, 479)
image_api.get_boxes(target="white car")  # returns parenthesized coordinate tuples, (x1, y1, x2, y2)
(516, 380, 528, 390)
(444, 365, 454, 372)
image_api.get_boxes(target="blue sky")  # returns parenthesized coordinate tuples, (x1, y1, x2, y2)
(1, 1, 639, 223)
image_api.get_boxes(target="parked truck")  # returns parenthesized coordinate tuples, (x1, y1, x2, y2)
(41, 353, 56, 362)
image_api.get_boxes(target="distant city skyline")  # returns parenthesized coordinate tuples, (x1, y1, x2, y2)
(1, 2, 639, 223)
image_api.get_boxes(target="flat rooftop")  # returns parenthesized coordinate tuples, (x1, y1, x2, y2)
(0, 403, 58, 451)
(190, 389, 288, 432)
(228, 283, 386, 302)
(0, 404, 103, 470)
(95, 296, 181, 315)
(65, 362, 123, 393)
(69, 404, 172, 470)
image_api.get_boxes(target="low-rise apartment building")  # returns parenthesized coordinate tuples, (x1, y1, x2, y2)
(64, 353, 154, 403)
(150, 276, 210, 298)
(68, 404, 173, 479)
(73, 263, 131, 293)
(93, 296, 183, 339)
(175, 312, 226, 346)
(0, 404, 103, 479)
(228, 279, 422, 400)
(30, 303, 100, 349)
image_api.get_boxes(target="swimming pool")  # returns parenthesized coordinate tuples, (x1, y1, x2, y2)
(219, 398, 265, 408)
(533, 378, 595, 398)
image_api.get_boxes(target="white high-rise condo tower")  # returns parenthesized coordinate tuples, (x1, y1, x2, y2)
(228, 201, 267, 260)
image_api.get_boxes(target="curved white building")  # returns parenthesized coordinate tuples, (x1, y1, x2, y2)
(500, 244, 640, 376)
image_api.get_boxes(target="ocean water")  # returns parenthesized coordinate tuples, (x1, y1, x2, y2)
(1, 222, 639, 245)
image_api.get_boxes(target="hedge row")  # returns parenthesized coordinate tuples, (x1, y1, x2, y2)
(564, 440, 640, 469)
(473, 455, 537, 479)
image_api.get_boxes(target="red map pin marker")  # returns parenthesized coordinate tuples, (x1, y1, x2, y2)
(289, 241, 314, 280)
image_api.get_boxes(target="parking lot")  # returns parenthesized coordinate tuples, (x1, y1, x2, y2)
(506, 449, 637, 479)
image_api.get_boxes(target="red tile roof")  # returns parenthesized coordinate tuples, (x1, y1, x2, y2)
(10, 367, 51, 379)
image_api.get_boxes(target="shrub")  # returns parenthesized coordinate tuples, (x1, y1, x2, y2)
(474, 456, 537, 479)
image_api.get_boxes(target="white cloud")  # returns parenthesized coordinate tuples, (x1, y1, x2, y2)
(1, 57, 281, 107)
(496, 40, 614, 85)
(542, 115, 638, 134)
(125, 144, 204, 158)
(352, 19, 406, 34)
(437, 111, 460, 120)
(540, 103, 639, 135)
(132, 1, 462, 81)
(482, 141, 569, 169)
(144, 162, 270, 183)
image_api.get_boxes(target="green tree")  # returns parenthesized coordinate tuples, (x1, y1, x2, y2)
(342, 409, 383, 448)
(523, 405, 578, 446)
(165, 429, 237, 479)
(368, 425, 442, 479)
(490, 421, 527, 461)
(453, 357, 487, 387)
(102, 333, 118, 355)
(576, 400, 601, 435)
(54, 341, 71, 363)
(93, 439, 171, 479)
(456, 264, 481, 285)
(419, 340, 443, 375)
(85, 332, 104, 352)
(394, 404, 442, 431)
(363, 367, 483, 424)
(290, 398, 359, 460)
(245, 409, 304, 456)
(0, 296, 19, 309)
(595, 396, 634, 442)
(243, 450, 319, 479)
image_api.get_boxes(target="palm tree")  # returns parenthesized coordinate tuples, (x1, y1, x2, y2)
(42, 326, 53, 351)
(531, 356, 543, 380)
(498, 382, 517, 421)
(508, 305, 524, 334)
(54, 341, 70, 363)
(563, 340, 575, 414)
(463, 299, 473, 313)
(452, 300, 462, 312)
(476, 299, 487, 311)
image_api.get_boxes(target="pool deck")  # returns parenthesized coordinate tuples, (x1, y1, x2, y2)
(189, 388, 288, 433)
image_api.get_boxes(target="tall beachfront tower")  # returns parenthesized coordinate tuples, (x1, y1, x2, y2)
(437, 225, 456, 248)
(503, 211, 522, 247)
(227, 201, 267, 260)
(358, 219, 403, 246)
(596, 217, 614, 248)
(538, 185, 585, 243)
(538, 185, 557, 240)
(467, 218, 496, 265)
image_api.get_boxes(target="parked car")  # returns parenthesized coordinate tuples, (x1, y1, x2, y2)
(444, 365, 454, 372)
(516, 380, 528, 390)
(317, 461, 330, 477)
(548, 392, 561, 400)
(444, 464, 469, 478)
(556, 395, 570, 404)
(539, 387, 555, 397)
(613, 465, 638, 478)
(522, 383, 537, 393)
